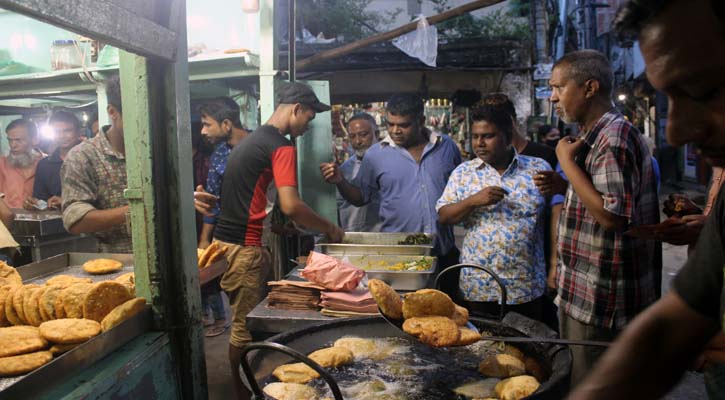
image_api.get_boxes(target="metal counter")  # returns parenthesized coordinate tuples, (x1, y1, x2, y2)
(247, 267, 363, 334)
(10, 210, 97, 263)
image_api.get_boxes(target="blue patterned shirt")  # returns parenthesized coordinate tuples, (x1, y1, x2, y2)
(202, 142, 232, 225)
(436, 153, 550, 304)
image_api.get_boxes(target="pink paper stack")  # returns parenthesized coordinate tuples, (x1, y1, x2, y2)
(319, 288, 379, 317)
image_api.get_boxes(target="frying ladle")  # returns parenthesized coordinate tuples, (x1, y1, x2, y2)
(377, 263, 610, 348)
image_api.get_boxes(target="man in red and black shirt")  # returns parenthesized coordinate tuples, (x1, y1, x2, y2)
(212, 82, 344, 399)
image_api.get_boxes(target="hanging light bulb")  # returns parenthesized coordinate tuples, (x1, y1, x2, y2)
(242, 0, 259, 13)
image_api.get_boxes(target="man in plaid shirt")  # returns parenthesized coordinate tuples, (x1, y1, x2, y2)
(549, 50, 660, 384)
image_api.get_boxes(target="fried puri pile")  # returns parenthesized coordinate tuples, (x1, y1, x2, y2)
(368, 280, 480, 348)
(0, 260, 147, 376)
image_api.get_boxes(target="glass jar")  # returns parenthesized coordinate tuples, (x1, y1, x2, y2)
(50, 40, 82, 70)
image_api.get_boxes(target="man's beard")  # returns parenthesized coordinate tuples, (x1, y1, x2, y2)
(7, 151, 35, 168)
(354, 149, 367, 158)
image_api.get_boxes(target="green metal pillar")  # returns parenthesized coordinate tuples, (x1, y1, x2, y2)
(118, 0, 206, 396)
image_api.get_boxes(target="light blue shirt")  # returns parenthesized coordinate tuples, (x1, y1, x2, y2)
(436, 153, 550, 303)
(355, 131, 461, 255)
(337, 154, 382, 232)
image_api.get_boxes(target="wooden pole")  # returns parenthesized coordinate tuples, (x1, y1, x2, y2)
(295, 0, 506, 71)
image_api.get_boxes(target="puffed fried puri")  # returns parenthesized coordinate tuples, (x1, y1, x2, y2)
(333, 337, 379, 360)
(307, 346, 354, 368)
(0, 326, 48, 357)
(39, 318, 101, 344)
(45, 275, 92, 287)
(272, 362, 320, 384)
(82, 281, 134, 322)
(60, 283, 94, 319)
(495, 375, 540, 400)
(13, 284, 40, 324)
(478, 353, 526, 378)
(0, 285, 14, 326)
(450, 304, 469, 326)
(263, 382, 318, 400)
(402, 289, 456, 320)
(402, 316, 460, 347)
(368, 279, 403, 319)
(0, 351, 53, 377)
(82, 258, 124, 275)
(0, 261, 22, 288)
(100, 297, 146, 332)
(455, 327, 482, 346)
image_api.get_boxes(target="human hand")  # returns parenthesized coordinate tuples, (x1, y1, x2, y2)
(533, 170, 568, 196)
(319, 162, 343, 184)
(547, 269, 557, 291)
(47, 196, 62, 210)
(469, 186, 507, 207)
(325, 225, 345, 243)
(198, 239, 211, 249)
(693, 332, 725, 371)
(556, 136, 586, 163)
(194, 185, 218, 217)
(654, 215, 707, 245)
(23, 197, 39, 211)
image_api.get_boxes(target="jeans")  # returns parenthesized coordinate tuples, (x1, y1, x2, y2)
(201, 278, 225, 321)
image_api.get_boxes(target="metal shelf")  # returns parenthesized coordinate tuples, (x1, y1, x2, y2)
(0, 52, 260, 102)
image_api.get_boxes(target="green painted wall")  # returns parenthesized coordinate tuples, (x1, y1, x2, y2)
(0, 9, 76, 72)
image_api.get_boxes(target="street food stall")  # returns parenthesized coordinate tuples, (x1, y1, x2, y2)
(0, 0, 207, 398)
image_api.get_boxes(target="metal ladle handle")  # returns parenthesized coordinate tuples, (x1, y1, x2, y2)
(240, 342, 344, 400)
(434, 263, 508, 321)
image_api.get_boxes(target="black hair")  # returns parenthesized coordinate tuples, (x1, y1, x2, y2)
(386, 93, 425, 118)
(49, 110, 81, 131)
(347, 113, 378, 129)
(105, 74, 123, 113)
(537, 124, 553, 138)
(553, 50, 613, 97)
(6, 118, 38, 138)
(480, 93, 517, 120)
(614, 0, 725, 42)
(470, 104, 514, 143)
(197, 97, 243, 129)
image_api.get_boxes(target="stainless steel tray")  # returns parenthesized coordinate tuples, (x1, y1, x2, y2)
(16, 252, 135, 283)
(316, 232, 434, 256)
(9, 210, 66, 237)
(0, 252, 146, 398)
(342, 254, 436, 291)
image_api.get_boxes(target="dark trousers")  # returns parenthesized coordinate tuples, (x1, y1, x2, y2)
(435, 247, 461, 301)
(467, 296, 545, 321)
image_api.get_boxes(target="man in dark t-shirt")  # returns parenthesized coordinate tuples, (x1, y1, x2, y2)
(211, 82, 344, 400)
(569, 1, 725, 398)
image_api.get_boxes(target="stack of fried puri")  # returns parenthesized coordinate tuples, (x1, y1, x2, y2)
(368, 279, 480, 348)
(197, 242, 228, 269)
(0, 326, 52, 376)
(0, 264, 147, 369)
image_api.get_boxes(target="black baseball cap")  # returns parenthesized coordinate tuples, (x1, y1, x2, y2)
(277, 82, 331, 113)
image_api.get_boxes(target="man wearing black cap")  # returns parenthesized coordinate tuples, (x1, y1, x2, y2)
(211, 82, 344, 399)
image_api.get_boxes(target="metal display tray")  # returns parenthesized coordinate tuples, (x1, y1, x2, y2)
(0, 252, 149, 399)
(16, 252, 135, 282)
(9, 210, 65, 237)
(342, 254, 436, 291)
(316, 232, 434, 256)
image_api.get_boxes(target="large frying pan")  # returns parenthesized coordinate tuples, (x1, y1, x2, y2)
(241, 314, 571, 399)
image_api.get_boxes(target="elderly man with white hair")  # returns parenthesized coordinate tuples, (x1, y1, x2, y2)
(337, 113, 382, 232)
(0, 119, 43, 208)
